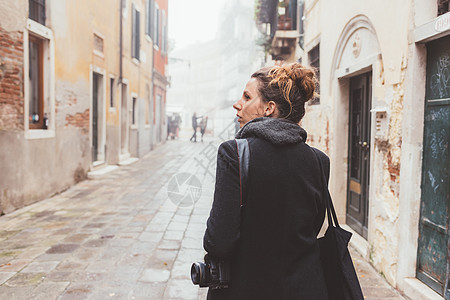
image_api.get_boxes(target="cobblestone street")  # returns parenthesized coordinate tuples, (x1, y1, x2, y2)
(0, 137, 407, 299)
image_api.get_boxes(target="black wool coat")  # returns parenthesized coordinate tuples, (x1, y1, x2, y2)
(203, 117, 329, 300)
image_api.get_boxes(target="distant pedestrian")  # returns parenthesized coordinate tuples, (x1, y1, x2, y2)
(199, 116, 208, 142)
(190, 112, 199, 142)
(174, 113, 182, 138)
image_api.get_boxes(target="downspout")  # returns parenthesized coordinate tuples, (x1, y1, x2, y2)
(119, 0, 123, 83)
(151, 23, 155, 149)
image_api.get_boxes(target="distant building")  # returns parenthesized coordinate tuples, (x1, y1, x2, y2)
(167, 0, 265, 135)
(0, 0, 168, 214)
(257, 0, 449, 299)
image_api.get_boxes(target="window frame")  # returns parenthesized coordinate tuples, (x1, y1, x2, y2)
(24, 18, 55, 139)
(161, 10, 167, 54)
(145, 0, 155, 40)
(131, 3, 141, 61)
(131, 93, 139, 128)
(109, 76, 116, 111)
(154, 3, 160, 50)
(29, 0, 46, 25)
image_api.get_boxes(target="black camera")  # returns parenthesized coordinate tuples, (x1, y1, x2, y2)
(191, 254, 230, 289)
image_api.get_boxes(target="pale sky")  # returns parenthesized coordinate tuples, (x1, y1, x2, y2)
(168, 0, 226, 51)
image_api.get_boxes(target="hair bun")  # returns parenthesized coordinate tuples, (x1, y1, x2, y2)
(289, 63, 316, 102)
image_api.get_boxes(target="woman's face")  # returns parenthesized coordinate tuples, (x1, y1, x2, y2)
(233, 78, 265, 128)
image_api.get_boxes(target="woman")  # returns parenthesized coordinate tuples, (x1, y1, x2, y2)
(203, 62, 329, 300)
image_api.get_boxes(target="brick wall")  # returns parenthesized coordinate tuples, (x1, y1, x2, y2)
(0, 27, 23, 131)
(65, 109, 90, 135)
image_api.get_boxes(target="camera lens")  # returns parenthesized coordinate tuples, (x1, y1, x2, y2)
(191, 262, 205, 285)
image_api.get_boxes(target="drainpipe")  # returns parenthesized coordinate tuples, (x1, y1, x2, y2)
(119, 0, 123, 83)
(151, 24, 155, 149)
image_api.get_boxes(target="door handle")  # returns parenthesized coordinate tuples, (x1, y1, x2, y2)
(358, 141, 369, 149)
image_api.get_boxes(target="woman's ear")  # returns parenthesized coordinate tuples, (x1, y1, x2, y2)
(264, 101, 277, 117)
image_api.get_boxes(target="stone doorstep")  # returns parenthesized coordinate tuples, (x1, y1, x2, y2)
(87, 165, 119, 179)
(118, 157, 139, 166)
(403, 278, 444, 300)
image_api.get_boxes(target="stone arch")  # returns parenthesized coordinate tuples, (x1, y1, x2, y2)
(327, 14, 383, 232)
(329, 14, 382, 89)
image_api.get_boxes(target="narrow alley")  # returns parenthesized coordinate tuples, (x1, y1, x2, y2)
(0, 136, 407, 300)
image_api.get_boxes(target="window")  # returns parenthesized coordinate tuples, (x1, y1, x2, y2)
(110, 77, 115, 108)
(145, 85, 150, 125)
(308, 44, 320, 105)
(154, 4, 160, 48)
(131, 4, 140, 60)
(161, 10, 167, 53)
(29, 0, 46, 25)
(93, 33, 104, 57)
(438, 0, 450, 15)
(298, 1, 305, 49)
(122, 0, 128, 18)
(25, 18, 54, 137)
(146, 0, 154, 39)
(28, 35, 45, 129)
(132, 96, 138, 125)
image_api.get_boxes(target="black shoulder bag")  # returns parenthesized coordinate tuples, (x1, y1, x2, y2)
(312, 148, 364, 300)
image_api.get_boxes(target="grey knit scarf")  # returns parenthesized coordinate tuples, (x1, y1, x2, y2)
(235, 117, 307, 145)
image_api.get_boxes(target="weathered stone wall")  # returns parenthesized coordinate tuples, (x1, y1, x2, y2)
(302, 0, 413, 288)
(370, 56, 407, 285)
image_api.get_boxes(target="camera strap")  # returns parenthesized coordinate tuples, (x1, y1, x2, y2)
(235, 139, 249, 208)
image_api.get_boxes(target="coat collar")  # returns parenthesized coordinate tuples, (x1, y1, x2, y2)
(235, 117, 307, 145)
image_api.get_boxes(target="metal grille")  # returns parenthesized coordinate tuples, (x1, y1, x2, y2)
(29, 0, 45, 25)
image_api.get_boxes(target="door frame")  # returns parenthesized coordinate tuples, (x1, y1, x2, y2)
(346, 71, 372, 239)
(119, 78, 130, 161)
(89, 65, 106, 167)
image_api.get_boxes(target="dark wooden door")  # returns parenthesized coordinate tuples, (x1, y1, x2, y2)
(417, 35, 449, 299)
(92, 73, 99, 162)
(347, 72, 372, 239)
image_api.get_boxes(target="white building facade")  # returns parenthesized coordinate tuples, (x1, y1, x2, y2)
(300, 1, 449, 299)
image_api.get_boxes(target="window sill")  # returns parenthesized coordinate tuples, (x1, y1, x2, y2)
(132, 58, 140, 65)
(93, 50, 104, 58)
(145, 35, 152, 43)
(25, 129, 55, 140)
(109, 107, 116, 113)
(130, 124, 138, 130)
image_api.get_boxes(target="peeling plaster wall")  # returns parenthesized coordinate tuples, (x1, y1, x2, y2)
(302, 0, 413, 288)
(0, 2, 89, 214)
(370, 58, 407, 285)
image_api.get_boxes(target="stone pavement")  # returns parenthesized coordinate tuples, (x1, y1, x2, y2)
(0, 137, 407, 300)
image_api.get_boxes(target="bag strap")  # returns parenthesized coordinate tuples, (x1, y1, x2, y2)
(235, 139, 249, 207)
(312, 148, 341, 229)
